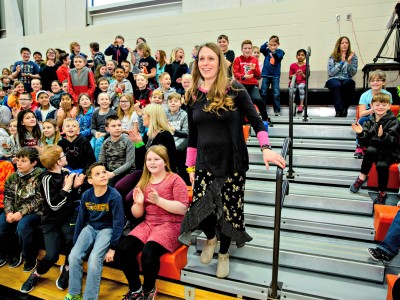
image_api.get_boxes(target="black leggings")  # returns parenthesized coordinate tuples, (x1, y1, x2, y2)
(117, 236, 168, 293)
(199, 214, 231, 254)
(361, 146, 397, 191)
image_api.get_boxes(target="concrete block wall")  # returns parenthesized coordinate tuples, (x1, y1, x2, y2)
(0, 0, 397, 88)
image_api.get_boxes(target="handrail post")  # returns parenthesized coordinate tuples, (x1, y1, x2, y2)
(268, 137, 291, 300)
(303, 47, 311, 122)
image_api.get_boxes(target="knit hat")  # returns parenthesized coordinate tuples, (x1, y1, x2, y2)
(36, 90, 49, 98)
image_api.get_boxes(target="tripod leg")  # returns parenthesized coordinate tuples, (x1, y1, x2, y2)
(374, 19, 397, 62)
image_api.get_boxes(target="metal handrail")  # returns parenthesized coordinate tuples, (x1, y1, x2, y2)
(268, 137, 291, 300)
(303, 47, 311, 122)
(287, 76, 296, 179)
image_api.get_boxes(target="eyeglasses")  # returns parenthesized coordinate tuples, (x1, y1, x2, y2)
(119, 101, 130, 103)
(19, 98, 31, 101)
(59, 153, 67, 159)
(370, 79, 384, 83)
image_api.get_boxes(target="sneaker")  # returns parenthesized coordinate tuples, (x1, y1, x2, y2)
(56, 265, 69, 290)
(267, 118, 274, 127)
(0, 255, 7, 267)
(23, 259, 37, 272)
(216, 252, 230, 278)
(8, 253, 23, 268)
(296, 106, 303, 114)
(20, 272, 40, 293)
(122, 289, 143, 300)
(143, 287, 157, 300)
(350, 176, 367, 193)
(373, 192, 388, 205)
(353, 147, 364, 159)
(367, 247, 394, 262)
(64, 293, 83, 300)
(274, 112, 281, 116)
(200, 236, 217, 264)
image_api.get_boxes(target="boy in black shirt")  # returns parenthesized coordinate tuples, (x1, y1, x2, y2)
(20, 145, 85, 293)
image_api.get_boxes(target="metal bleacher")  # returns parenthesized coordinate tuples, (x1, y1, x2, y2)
(180, 107, 399, 300)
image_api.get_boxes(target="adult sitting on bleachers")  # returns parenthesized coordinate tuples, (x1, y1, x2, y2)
(116, 145, 189, 300)
(325, 36, 358, 117)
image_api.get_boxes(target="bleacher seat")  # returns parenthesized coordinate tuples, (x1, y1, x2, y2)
(356, 105, 399, 121)
(0, 161, 15, 209)
(386, 274, 398, 300)
(367, 163, 400, 190)
(373, 205, 400, 241)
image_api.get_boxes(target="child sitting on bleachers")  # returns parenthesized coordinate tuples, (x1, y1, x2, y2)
(354, 70, 392, 158)
(20, 145, 85, 294)
(98, 115, 135, 187)
(58, 118, 95, 174)
(350, 93, 399, 204)
(91, 92, 117, 160)
(288, 49, 307, 114)
(65, 162, 124, 300)
(117, 145, 189, 300)
(0, 147, 43, 272)
(166, 92, 189, 185)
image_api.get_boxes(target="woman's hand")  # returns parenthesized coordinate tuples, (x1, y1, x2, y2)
(147, 188, 160, 205)
(128, 130, 142, 144)
(351, 122, 363, 134)
(133, 187, 144, 205)
(262, 149, 286, 170)
(348, 52, 355, 62)
(189, 172, 195, 187)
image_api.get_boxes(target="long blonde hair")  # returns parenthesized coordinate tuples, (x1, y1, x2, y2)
(169, 47, 184, 63)
(186, 42, 235, 114)
(137, 145, 172, 191)
(41, 119, 61, 146)
(117, 94, 135, 120)
(143, 103, 173, 137)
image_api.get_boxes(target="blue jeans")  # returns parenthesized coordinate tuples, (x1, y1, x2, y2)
(90, 136, 105, 161)
(325, 78, 355, 112)
(0, 212, 41, 262)
(261, 76, 281, 113)
(68, 225, 112, 300)
(377, 211, 400, 257)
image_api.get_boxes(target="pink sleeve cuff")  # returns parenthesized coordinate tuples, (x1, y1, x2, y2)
(186, 147, 197, 167)
(257, 131, 270, 146)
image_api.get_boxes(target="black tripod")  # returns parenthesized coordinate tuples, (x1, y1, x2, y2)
(374, 17, 400, 63)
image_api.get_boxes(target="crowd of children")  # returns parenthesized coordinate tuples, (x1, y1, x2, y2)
(0, 33, 399, 300)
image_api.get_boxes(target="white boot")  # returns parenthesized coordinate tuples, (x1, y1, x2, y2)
(200, 236, 217, 264)
(216, 253, 230, 278)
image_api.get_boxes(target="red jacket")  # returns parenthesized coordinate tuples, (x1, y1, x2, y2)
(233, 55, 261, 86)
(56, 65, 70, 83)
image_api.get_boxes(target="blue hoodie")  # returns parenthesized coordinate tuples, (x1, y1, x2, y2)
(260, 42, 285, 78)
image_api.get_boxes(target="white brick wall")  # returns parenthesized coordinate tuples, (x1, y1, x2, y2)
(0, 0, 397, 88)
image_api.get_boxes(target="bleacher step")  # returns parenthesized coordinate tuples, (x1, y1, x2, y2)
(195, 229, 384, 282)
(244, 204, 375, 240)
(254, 124, 355, 139)
(248, 137, 355, 151)
(249, 148, 362, 170)
(247, 165, 360, 187)
(182, 249, 387, 300)
(245, 180, 373, 215)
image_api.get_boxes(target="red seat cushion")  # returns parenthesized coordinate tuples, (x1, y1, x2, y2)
(374, 205, 400, 241)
